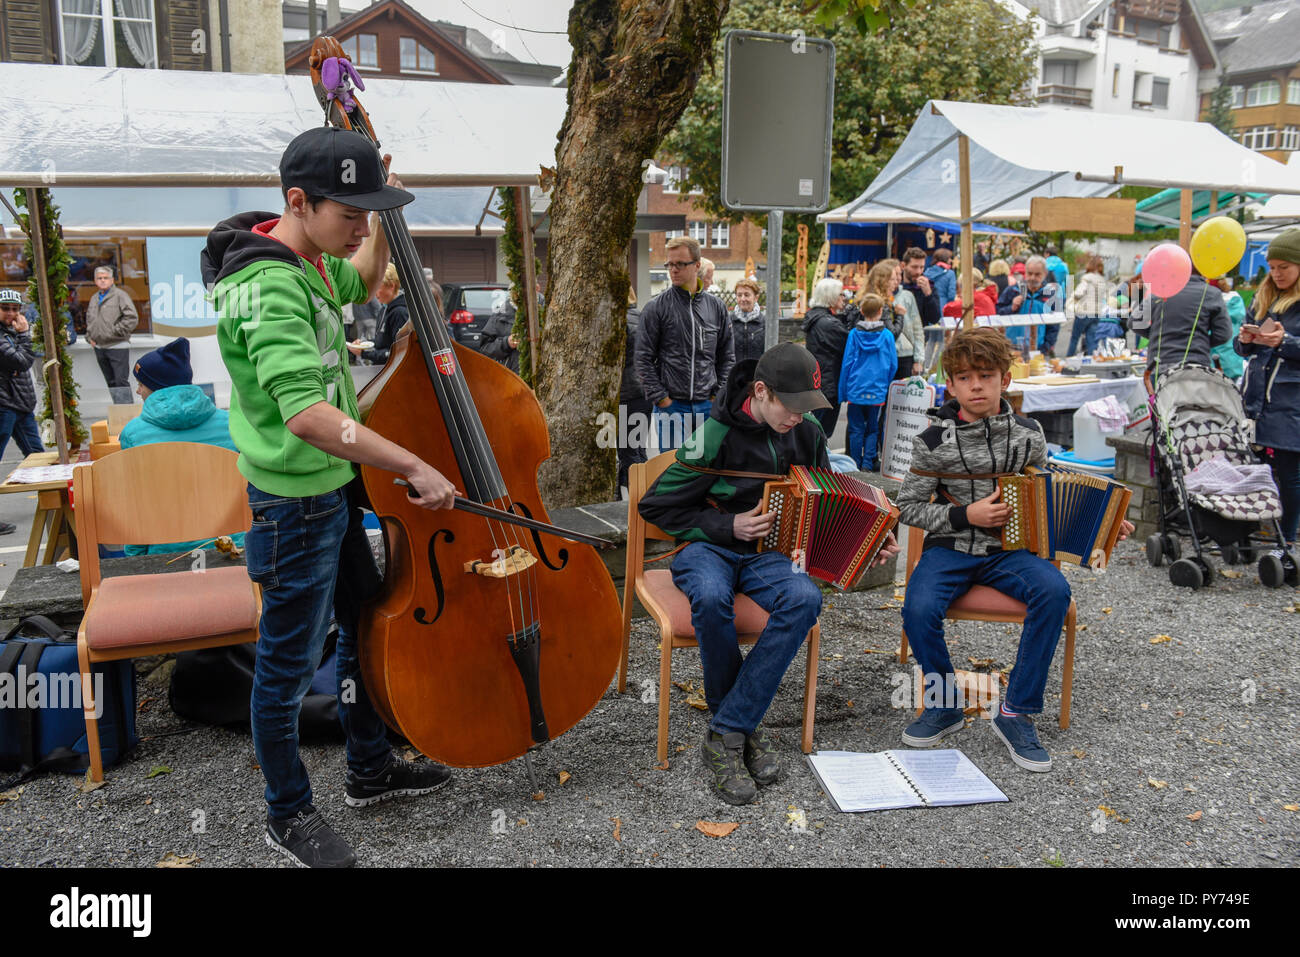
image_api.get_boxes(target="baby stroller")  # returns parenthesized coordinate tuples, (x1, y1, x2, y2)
(1144, 363, 1292, 589)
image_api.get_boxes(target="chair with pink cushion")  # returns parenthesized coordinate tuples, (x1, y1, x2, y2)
(898, 525, 1078, 728)
(73, 442, 260, 781)
(618, 450, 821, 762)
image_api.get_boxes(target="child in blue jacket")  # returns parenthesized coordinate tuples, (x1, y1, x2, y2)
(837, 293, 896, 471)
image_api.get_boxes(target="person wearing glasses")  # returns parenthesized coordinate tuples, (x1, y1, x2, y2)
(636, 237, 734, 452)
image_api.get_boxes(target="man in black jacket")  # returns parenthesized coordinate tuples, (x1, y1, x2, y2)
(635, 237, 733, 452)
(618, 295, 649, 493)
(640, 343, 897, 803)
(0, 290, 43, 533)
(1130, 271, 1232, 378)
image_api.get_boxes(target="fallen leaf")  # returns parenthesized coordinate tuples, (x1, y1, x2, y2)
(156, 852, 198, 868)
(1150, 634, 1172, 644)
(1283, 804, 1299, 812)
(846, 700, 854, 708)
(558, 771, 571, 786)
(1187, 810, 1203, 821)
(862, 647, 891, 654)
(695, 820, 739, 838)
(967, 657, 997, 669)
(1258, 815, 1267, 823)
(610, 817, 622, 842)
(0, 785, 25, 802)
(1071, 749, 1087, 759)
(1098, 805, 1131, 823)
(1147, 777, 1168, 790)
(531, 791, 545, 801)
(686, 692, 709, 711)
(1219, 568, 1243, 579)
(674, 746, 685, 753)
(516, 818, 527, 827)
(1102, 607, 1112, 614)
(656, 760, 669, 771)
(1140, 703, 1149, 710)
(144, 797, 153, 805)
(147, 765, 172, 778)
(402, 748, 419, 763)
(77, 773, 106, 793)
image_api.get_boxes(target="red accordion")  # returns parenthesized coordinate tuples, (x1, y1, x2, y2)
(759, 466, 899, 590)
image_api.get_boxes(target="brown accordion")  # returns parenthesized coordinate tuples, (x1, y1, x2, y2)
(759, 466, 900, 590)
(998, 465, 1132, 569)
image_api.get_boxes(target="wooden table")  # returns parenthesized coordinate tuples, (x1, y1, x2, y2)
(0, 451, 79, 567)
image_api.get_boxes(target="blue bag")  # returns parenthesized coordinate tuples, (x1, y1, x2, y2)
(0, 616, 138, 787)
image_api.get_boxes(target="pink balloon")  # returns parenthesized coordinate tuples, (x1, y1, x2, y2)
(1143, 243, 1192, 299)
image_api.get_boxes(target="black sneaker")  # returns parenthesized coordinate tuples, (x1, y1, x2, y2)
(701, 730, 758, 805)
(345, 752, 452, 808)
(265, 805, 356, 868)
(0, 522, 14, 536)
(743, 726, 780, 786)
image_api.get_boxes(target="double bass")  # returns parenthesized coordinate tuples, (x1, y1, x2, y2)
(309, 38, 623, 768)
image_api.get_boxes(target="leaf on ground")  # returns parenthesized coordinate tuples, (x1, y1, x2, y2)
(1101, 607, 1112, 614)
(516, 818, 527, 827)
(656, 760, 669, 771)
(1147, 777, 1168, 789)
(695, 820, 739, 838)
(846, 700, 854, 708)
(0, 785, 25, 802)
(686, 691, 709, 711)
(1150, 634, 1172, 644)
(1186, 810, 1203, 821)
(156, 852, 198, 868)
(1071, 749, 1087, 759)
(1098, 805, 1131, 823)
(78, 773, 106, 793)
(893, 590, 905, 601)
(531, 791, 545, 801)
(1283, 804, 1299, 812)
(1219, 568, 1244, 579)
(967, 656, 997, 669)
(672, 680, 694, 693)
(862, 647, 891, 654)
(610, 817, 622, 842)
(402, 748, 419, 762)
(147, 766, 172, 778)
(558, 771, 571, 786)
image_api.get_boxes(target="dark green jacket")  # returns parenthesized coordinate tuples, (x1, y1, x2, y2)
(638, 359, 829, 553)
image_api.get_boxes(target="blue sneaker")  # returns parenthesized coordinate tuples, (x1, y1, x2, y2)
(991, 713, 1052, 772)
(901, 707, 965, 747)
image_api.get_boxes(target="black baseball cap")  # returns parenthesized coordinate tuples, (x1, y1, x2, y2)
(280, 126, 414, 211)
(754, 343, 831, 413)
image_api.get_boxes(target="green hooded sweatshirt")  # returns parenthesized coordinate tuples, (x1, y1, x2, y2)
(204, 212, 369, 497)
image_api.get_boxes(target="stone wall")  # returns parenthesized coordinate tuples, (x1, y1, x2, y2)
(1108, 425, 1160, 541)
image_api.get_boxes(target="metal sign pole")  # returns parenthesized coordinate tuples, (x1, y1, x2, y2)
(765, 210, 783, 350)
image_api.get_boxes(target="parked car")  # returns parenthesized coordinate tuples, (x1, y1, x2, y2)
(443, 282, 514, 352)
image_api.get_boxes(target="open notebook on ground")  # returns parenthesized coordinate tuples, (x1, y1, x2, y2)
(807, 749, 1007, 813)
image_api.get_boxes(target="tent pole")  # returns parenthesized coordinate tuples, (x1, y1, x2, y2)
(1179, 189, 1192, 250)
(765, 210, 783, 350)
(514, 186, 539, 382)
(959, 135, 974, 332)
(1209, 191, 1217, 214)
(24, 189, 69, 464)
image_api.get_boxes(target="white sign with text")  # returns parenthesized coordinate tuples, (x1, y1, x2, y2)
(881, 378, 937, 482)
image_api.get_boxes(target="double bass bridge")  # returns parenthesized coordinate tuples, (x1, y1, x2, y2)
(463, 545, 538, 579)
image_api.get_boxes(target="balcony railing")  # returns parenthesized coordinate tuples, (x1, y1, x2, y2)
(1039, 84, 1093, 107)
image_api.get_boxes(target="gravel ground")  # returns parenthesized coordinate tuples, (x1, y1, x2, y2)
(2, 538, 1297, 868)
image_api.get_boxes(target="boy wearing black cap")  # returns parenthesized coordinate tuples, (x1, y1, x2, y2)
(204, 126, 457, 867)
(639, 343, 898, 804)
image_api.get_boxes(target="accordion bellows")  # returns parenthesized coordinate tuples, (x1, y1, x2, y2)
(760, 467, 900, 590)
(999, 465, 1132, 568)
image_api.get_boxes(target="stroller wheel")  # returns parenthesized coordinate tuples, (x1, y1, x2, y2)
(1197, 554, 1216, 583)
(1169, 558, 1203, 590)
(1162, 534, 1181, 562)
(1258, 554, 1285, 588)
(1145, 534, 1165, 567)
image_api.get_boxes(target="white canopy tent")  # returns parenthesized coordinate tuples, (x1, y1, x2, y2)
(1255, 154, 1300, 224)
(0, 63, 567, 187)
(820, 100, 1300, 328)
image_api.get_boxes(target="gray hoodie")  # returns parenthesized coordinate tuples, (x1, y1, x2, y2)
(898, 397, 1048, 555)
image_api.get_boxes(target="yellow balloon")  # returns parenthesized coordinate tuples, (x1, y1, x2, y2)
(1190, 215, 1247, 279)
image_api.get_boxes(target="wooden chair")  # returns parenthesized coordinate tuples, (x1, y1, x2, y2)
(898, 526, 1077, 729)
(618, 450, 821, 761)
(74, 442, 261, 781)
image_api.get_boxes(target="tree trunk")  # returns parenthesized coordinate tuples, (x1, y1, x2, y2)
(536, 0, 729, 508)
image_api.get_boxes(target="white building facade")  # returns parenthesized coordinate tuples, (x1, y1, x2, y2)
(1004, 0, 1219, 120)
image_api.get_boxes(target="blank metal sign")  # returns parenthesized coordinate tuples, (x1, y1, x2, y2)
(722, 30, 834, 213)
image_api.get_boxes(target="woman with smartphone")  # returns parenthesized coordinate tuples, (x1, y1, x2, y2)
(1237, 229, 1300, 577)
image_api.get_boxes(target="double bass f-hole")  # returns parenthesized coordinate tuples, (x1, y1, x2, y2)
(508, 501, 569, 571)
(413, 528, 455, 625)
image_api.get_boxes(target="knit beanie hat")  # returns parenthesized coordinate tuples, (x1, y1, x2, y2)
(1267, 228, 1300, 266)
(134, 337, 192, 392)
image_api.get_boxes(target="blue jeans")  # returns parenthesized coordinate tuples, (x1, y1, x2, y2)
(845, 403, 883, 470)
(245, 482, 391, 819)
(1267, 448, 1300, 544)
(671, 543, 823, 736)
(0, 407, 43, 459)
(902, 548, 1071, 715)
(654, 399, 712, 453)
(1066, 316, 1097, 357)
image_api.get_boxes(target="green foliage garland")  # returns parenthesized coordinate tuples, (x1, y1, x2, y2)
(13, 188, 86, 448)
